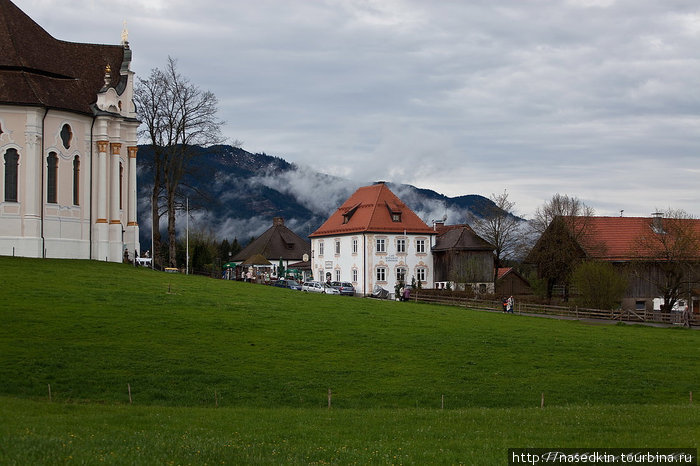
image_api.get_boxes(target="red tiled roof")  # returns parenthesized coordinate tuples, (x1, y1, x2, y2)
(0, 0, 125, 115)
(576, 216, 700, 260)
(497, 267, 512, 280)
(310, 183, 435, 237)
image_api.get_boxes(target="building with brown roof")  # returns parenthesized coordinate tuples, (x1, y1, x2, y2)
(0, 0, 140, 261)
(310, 182, 436, 296)
(528, 214, 700, 312)
(431, 222, 496, 293)
(233, 217, 311, 278)
(495, 267, 532, 296)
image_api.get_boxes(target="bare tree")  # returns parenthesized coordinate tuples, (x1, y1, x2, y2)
(633, 209, 700, 312)
(530, 193, 595, 235)
(467, 190, 523, 267)
(526, 194, 597, 301)
(135, 57, 225, 268)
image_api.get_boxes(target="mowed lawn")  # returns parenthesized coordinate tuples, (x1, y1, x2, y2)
(1, 257, 698, 464)
(1, 398, 698, 465)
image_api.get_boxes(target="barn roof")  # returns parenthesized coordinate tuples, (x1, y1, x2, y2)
(432, 224, 495, 252)
(566, 216, 700, 261)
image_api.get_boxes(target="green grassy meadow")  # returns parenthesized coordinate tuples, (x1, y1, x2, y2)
(1, 257, 698, 464)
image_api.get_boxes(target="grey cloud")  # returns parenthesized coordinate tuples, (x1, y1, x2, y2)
(17, 0, 700, 218)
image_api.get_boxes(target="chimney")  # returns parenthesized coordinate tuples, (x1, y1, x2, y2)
(651, 212, 663, 233)
(273, 217, 284, 226)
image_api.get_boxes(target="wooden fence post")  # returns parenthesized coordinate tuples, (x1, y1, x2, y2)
(441, 394, 444, 409)
(540, 392, 544, 408)
(128, 383, 132, 404)
(48, 383, 52, 402)
(328, 388, 332, 409)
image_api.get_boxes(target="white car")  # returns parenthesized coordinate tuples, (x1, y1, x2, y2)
(302, 281, 340, 294)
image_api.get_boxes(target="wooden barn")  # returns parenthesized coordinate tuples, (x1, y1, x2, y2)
(431, 223, 495, 293)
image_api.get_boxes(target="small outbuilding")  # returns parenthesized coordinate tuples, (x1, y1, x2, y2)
(233, 217, 311, 278)
(495, 267, 532, 296)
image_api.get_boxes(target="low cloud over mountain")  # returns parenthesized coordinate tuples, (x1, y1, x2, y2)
(137, 145, 496, 244)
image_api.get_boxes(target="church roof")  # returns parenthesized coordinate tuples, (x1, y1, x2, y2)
(0, 0, 126, 115)
(233, 217, 311, 262)
(309, 182, 435, 238)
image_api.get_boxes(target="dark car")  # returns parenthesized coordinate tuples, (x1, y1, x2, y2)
(273, 279, 302, 290)
(330, 281, 355, 296)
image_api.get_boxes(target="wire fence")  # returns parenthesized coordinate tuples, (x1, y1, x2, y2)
(411, 293, 699, 327)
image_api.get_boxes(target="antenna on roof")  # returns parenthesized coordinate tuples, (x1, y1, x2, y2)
(620, 210, 624, 217)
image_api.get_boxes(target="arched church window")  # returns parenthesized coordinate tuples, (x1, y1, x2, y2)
(4, 148, 19, 202)
(47, 152, 58, 204)
(60, 124, 72, 149)
(73, 156, 80, 205)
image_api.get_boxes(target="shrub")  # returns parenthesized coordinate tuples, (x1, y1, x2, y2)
(571, 261, 628, 309)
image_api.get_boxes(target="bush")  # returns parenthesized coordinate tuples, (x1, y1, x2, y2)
(571, 261, 628, 309)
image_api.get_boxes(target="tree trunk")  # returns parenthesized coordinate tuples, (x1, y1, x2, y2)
(167, 185, 177, 268)
(151, 189, 161, 268)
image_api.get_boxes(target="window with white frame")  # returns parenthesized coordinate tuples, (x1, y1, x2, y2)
(335, 240, 340, 255)
(319, 241, 324, 256)
(4, 148, 19, 202)
(416, 239, 426, 254)
(376, 238, 386, 253)
(376, 267, 386, 282)
(352, 268, 358, 282)
(335, 269, 341, 281)
(416, 267, 426, 283)
(396, 267, 406, 283)
(396, 238, 406, 254)
(352, 238, 358, 254)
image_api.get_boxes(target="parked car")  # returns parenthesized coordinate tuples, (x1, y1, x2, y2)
(302, 281, 340, 294)
(370, 285, 390, 299)
(272, 279, 302, 290)
(302, 281, 324, 293)
(330, 281, 355, 296)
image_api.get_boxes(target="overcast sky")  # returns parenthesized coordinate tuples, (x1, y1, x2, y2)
(15, 0, 700, 219)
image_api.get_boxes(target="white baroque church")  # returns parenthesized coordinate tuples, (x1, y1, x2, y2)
(0, 0, 140, 262)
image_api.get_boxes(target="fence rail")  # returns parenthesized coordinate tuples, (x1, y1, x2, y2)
(411, 293, 698, 326)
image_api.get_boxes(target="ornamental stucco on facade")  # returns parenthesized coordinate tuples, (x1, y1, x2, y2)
(0, 4, 140, 262)
(311, 232, 433, 296)
(0, 105, 139, 261)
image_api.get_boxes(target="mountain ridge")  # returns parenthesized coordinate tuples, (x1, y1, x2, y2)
(136, 144, 497, 244)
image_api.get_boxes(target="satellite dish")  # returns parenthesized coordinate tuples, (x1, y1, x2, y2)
(303, 253, 309, 262)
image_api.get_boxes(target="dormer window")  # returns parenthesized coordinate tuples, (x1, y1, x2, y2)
(385, 201, 402, 222)
(343, 203, 361, 224)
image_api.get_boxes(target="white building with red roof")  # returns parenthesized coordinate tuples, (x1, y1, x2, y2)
(309, 182, 436, 296)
